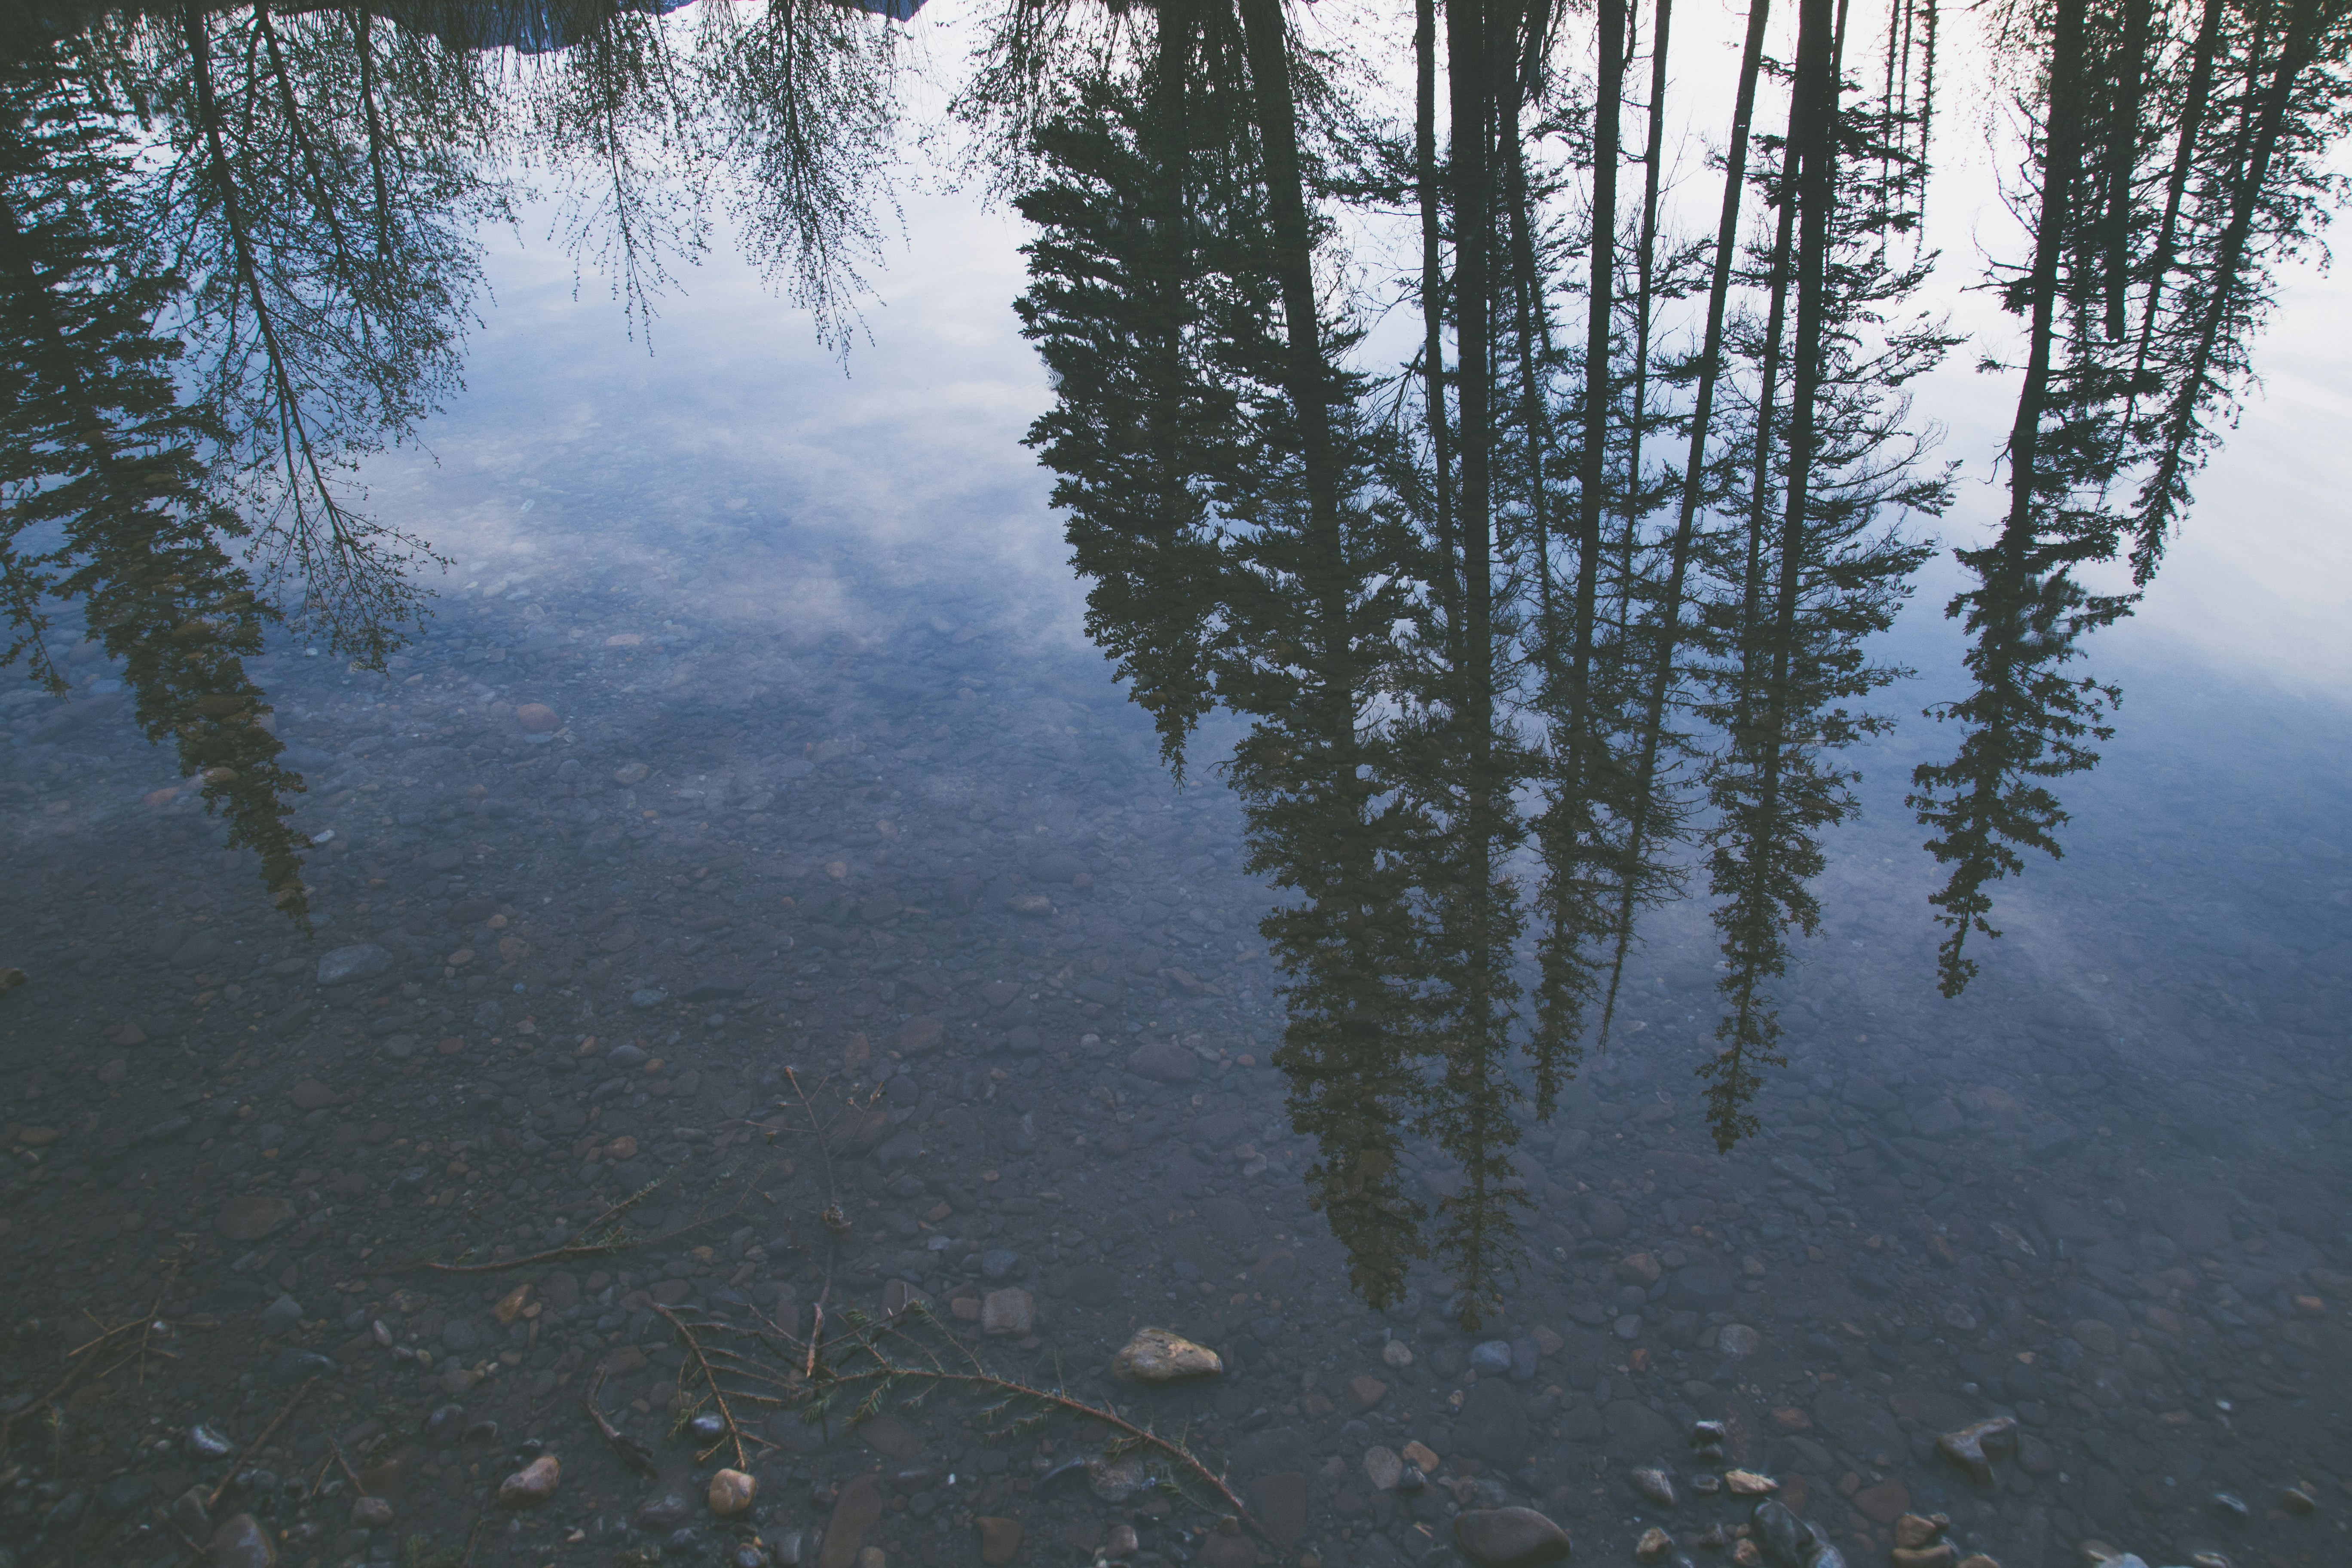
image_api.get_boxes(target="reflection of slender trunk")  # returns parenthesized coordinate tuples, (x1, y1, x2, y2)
(1596, 0, 1771, 1043)
(357, 5, 396, 261)
(255, 1, 356, 273)
(1757, 0, 1843, 793)
(1237, 0, 1344, 567)
(1570, 0, 1623, 763)
(2132, 0, 2321, 579)
(2136, 0, 2222, 361)
(1417, 0, 1460, 640)
(2101, 0, 2147, 340)
(2002, 0, 2086, 551)
(1619, 0, 1670, 622)
(1736, 86, 1803, 739)
(1448, 0, 1496, 706)
(1502, 70, 1554, 652)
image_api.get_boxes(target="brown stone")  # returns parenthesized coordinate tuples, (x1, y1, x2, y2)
(289, 1079, 337, 1111)
(1635, 1526, 1675, 1563)
(977, 1517, 1023, 1566)
(1725, 1470, 1779, 1496)
(491, 1284, 531, 1325)
(350, 1496, 395, 1528)
(516, 704, 561, 733)
(707, 1469, 756, 1516)
(981, 1288, 1035, 1337)
(897, 1016, 945, 1055)
(1617, 1252, 1663, 1287)
(819, 1476, 883, 1568)
(497, 1455, 560, 1508)
(1402, 1440, 1441, 1474)
(1853, 1481, 1912, 1526)
(1346, 1374, 1390, 1412)
(1891, 1547, 1958, 1568)
(1893, 1512, 1944, 1548)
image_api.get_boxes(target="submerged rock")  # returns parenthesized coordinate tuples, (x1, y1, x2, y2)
(1452, 1507, 1574, 1568)
(1936, 1416, 2017, 1484)
(1111, 1327, 1222, 1382)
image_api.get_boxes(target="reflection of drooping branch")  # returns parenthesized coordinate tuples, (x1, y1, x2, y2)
(2, 53, 313, 920)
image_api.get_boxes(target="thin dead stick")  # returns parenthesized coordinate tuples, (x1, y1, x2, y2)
(206, 1377, 315, 1510)
(652, 1302, 772, 1468)
(582, 1369, 657, 1476)
(329, 1439, 365, 1492)
(1, 1274, 199, 1455)
(425, 1159, 771, 1275)
(822, 1318, 1259, 1533)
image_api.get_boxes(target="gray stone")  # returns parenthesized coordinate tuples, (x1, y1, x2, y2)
(1604, 1399, 1679, 1461)
(209, 1513, 277, 1568)
(1125, 1040, 1199, 1084)
(215, 1196, 297, 1242)
(1769, 1153, 1835, 1196)
(316, 944, 392, 986)
(257, 1295, 303, 1334)
(442, 1319, 481, 1352)
(1455, 1379, 1528, 1466)
(1669, 1265, 1738, 1308)
(1469, 1340, 1515, 1375)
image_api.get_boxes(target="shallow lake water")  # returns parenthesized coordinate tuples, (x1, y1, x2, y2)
(2, 6, 2349, 1568)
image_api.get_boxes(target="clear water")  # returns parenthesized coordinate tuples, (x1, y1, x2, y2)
(2, 8, 2349, 1568)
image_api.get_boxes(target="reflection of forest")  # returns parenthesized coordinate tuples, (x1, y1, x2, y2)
(3, 0, 2347, 1314)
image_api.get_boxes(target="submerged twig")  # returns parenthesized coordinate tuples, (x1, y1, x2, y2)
(205, 1377, 315, 1510)
(582, 1369, 658, 1476)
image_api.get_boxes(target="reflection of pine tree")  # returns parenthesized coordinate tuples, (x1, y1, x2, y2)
(1, 46, 310, 920)
(1910, 0, 2349, 993)
(1691, 39, 1951, 1148)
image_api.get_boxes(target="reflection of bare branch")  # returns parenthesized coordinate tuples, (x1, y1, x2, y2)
(705, 0, 905, 355)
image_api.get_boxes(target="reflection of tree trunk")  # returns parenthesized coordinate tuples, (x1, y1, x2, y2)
(1417, 0, 1459, 641)
(1447, 0, 1496, 705)
(1571, 0, 1622, 719)
(1597, 0, 1771, 1043)
(357, 5, 397, 260)
(2101, 0, 2147, 340)
(1237, 0, 1341, 559)
(254, 0, 357, 276)
(1502, 62, 1555, 652)
(1619, 0, 1669, 626)
(1736, 86, 1802, 741)
(1755, 0, 1843, 817)
(2136, 0, 2221, 363)
(2131, 0, 2322, 580)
